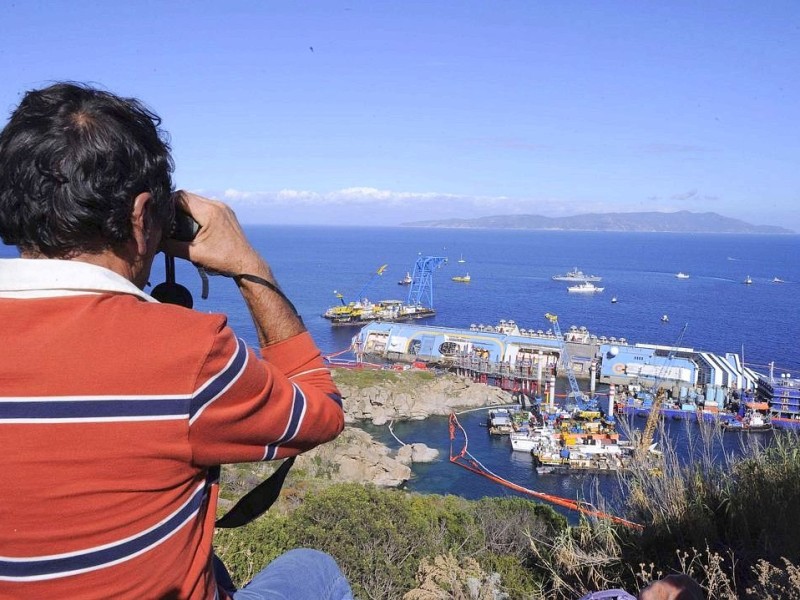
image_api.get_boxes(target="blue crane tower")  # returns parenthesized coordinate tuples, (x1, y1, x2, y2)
(545, 313, 589, 408)
(407, 256, 448, 307)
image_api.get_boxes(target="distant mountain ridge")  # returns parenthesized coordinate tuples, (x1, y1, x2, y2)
(401, 210, 793, 234)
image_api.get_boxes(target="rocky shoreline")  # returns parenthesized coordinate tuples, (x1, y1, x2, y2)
(338, 369, 513, 426)
(294, 369, 515, 488)
(220, 369, 515, 500)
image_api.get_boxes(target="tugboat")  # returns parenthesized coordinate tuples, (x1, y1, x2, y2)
(720, 410, 772, 432)
(398, 272, 412, 285)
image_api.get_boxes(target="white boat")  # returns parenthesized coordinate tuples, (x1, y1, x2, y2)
(531, 431, 632, 472)
(509, 425, 558, 452)
(397, 272, 412, 285)
(611, 296, 618, 303)
(744, 275, 753, 285)
(457, 254, 466, 264)
(721, 410, 772, 432)
(552, 267, 602, 282)
(676, 272, 690, 279)
(486, 409, 514, 435)
(661, 314, 669, 323)
(567, 281, 604, 293)
(772, 277, 785, 283)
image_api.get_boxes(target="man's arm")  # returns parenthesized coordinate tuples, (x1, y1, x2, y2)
(162, 192, 344, 464)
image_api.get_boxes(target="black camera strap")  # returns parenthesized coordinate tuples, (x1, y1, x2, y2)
(215, 456, 295, 528)
(151, 255, 194, 308)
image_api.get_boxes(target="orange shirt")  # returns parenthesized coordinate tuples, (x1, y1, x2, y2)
(0, 261, 344, 599)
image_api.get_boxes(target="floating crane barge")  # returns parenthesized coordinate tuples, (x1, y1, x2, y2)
(322, 256, 446, 326)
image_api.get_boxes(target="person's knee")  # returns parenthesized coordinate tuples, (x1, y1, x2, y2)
(281, 548, 337, 568)
(265, 548, 344, 581)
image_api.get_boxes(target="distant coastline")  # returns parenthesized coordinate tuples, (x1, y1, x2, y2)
(401, 210, 794, 234)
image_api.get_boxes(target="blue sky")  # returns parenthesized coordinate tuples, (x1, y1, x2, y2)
(2, 1, 798, 229)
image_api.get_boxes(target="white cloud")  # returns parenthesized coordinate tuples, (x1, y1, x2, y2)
(217, 186, 502, 209)
(670, 189, 699, 201)
(197, 186, 736, 226)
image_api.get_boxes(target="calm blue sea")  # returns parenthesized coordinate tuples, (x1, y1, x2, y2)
(151, 226, 799, 374)
(4, 227, 798, 517)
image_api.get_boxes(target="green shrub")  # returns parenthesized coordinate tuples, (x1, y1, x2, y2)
(214, 484, 565, 599)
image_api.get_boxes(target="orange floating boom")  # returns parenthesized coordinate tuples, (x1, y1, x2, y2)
(448, 413, 643, 531)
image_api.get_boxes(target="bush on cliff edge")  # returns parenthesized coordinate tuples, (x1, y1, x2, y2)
(214, 483, 566, 599)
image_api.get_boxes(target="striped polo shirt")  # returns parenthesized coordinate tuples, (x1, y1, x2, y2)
(0, 259, 344, 599)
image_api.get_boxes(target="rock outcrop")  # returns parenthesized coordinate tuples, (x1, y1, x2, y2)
(336, 370, 514, 426)
(296, 427, 413, 488)
(263, 371, 513, 489)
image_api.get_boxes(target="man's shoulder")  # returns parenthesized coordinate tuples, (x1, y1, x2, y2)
(101, 293, 230, 340)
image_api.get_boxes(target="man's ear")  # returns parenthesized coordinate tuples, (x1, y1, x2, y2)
(130, 192, 154, 257)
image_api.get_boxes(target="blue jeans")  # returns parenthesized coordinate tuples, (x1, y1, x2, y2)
(214, 549, 354, 600)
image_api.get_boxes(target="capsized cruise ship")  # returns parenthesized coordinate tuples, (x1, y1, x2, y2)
(352, 318, 761, 399)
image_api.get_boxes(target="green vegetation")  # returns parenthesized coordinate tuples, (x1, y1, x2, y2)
(214, 423, 800, 599)
(214, 485, 564, 599)
(332, 367, 436, 390)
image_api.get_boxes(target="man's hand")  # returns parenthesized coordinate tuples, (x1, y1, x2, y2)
(161, 191, 304, 345)
(639, 575, 704, 600)
(161, 191, 267, 276)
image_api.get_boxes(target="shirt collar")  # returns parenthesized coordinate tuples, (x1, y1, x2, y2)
(0, 258, 157, 302)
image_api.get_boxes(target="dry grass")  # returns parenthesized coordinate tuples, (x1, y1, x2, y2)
(522, 418, 800, 599)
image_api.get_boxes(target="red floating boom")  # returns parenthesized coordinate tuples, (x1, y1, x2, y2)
(448, 413, 643, 530)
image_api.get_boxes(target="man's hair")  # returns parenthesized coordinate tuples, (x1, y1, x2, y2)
(0, 82, 174, 257)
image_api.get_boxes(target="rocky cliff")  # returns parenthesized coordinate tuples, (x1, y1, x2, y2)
(296, 369, 515, 488)
(222, 370, 514, 495)
(335, 369, 514, 425)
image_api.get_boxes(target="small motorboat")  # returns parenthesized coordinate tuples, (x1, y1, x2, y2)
(676, 272, 690, 279)
(611, 296, 618, 304)
(661, 314, 669, 323)
(744, 275, 753, 285)
(720, 411, 772, 432)
(772, 277, 785, 283)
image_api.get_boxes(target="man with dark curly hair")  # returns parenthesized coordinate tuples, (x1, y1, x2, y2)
(0, 82, 353, 600)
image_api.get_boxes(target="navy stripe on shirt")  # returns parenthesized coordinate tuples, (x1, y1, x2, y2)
(0, 483, 207, 581)
(189, 337, 249, 421)
(264, 384, 307, 460)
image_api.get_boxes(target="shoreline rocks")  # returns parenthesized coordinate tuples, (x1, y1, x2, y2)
(222, 371, 514, 494)
(304, 369, 516, 488)
(335, 369, 514, 426)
